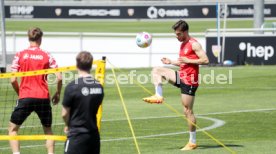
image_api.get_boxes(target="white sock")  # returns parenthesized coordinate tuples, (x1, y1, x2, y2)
(155, 84, 162, 97)
(13, 152, 20, 154)
(189, 131, 196, 144)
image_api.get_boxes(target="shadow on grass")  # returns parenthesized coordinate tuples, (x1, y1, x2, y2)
(197, 144, 243, 149)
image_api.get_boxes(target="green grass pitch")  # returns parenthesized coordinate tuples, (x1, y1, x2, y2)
(1, 66, 276, 154)
(1, 20, 276, 153)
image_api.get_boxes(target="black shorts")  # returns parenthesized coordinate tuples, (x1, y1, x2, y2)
(10, 98, 52, 127)
(64, 133, 100, 154)
(174, 71, 198, 96)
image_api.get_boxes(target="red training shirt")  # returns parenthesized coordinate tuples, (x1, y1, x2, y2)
(11, 46, 58, 99)
(179, 38, 199, 86)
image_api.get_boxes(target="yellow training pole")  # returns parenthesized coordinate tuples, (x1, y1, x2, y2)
(94, 56, 106, 131)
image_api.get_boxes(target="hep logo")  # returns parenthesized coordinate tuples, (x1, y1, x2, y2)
(239, 42, 274, 60)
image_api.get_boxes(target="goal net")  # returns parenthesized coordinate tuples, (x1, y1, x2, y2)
(0, 58, 106, 152)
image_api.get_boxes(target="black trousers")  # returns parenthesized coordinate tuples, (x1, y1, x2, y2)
(64, 133, 100, 154)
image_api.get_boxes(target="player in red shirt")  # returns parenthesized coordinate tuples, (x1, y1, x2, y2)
(9, 27, 62, 154)
(143, 20, 209, 151)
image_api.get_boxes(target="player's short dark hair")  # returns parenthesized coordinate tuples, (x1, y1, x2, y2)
(76, 51, 93, 72)
(172, 20, 189, 32)
(28, 27, 43, 42)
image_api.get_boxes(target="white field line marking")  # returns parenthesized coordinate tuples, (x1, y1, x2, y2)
(101, 116, 225, 142)
(0, 108, 275, 150)
(0, 116, 224, 150)
(0, 108, 275, 130)
(100, 108, 276, 122)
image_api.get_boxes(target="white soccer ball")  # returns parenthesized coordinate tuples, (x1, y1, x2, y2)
(136, 32, 152, 48)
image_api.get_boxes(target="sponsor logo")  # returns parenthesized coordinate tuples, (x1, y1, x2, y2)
(127, 8, 134, 16)
(81, 87, 102, 96)
(147, 6, 189, 19)
(55, 8, 62, 16)
(202, 7, 209, 16)
(220, 5, 229, 18)
(23, 53, 29, 59)
(184, 48, 189, 55)
(10, 6, 34, 15)
(239, 42, 274, 60)
(30, 54, 43, 60)
(10, 6, 34, 18)
(211, 45, 221, 58)
(68, 9, 120, 16)
(230, 7, 271, 16)
(81, 87, 89, 96)
(23, 53, 43, 60)
(89, 88, 102, 94)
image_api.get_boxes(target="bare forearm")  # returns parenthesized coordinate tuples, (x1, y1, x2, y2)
(62, 110, 69, 126)
(57, 79, 62, 94)
(170, 60, 180, 66)
(56, 73, 62, 94)
(62, 107, 70, 127)
(62, 114, 69, 126)
(11, 80, 19, 96)
(186, 58, 209, 65)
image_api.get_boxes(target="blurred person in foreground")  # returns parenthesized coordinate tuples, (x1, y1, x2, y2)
(143, 20, 209, 151)
(62, 51, 104, 154)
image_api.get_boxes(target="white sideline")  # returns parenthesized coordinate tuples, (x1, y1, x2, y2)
(101, 115, 225, 142)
